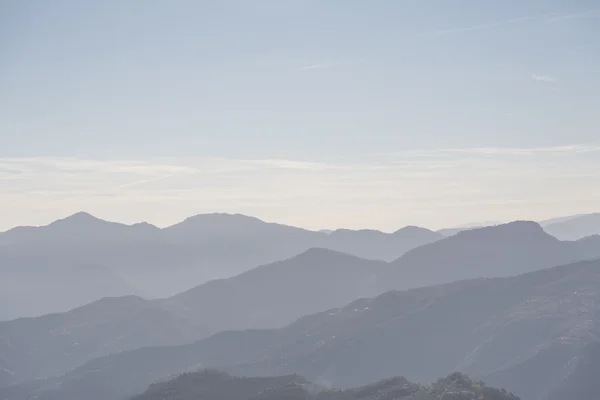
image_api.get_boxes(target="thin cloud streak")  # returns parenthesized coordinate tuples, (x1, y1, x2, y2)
(367, 144, 600, 158)
(1, 146, 599, 232)
(546, 7, 600, 23)
(532, 74, 557, 83)
(301, 63, 332, 70)
(416, 15, 541, 37)
(415, 7, 600, 38)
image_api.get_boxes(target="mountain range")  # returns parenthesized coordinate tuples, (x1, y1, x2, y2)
(3, 211, 600, 320)
(0, 212, 442, 320)
(2, 220, 600, 390)
(2, 257, 600, 400)
(437, 213, 600, 240)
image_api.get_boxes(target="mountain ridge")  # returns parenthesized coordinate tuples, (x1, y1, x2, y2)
(0, 212, 444, 319)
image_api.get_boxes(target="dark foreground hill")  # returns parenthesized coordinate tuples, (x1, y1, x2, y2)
(4, 258, 599, 400)
(130, 370, 519, 400)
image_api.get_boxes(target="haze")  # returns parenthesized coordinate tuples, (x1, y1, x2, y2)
(2, 2, 600, 400)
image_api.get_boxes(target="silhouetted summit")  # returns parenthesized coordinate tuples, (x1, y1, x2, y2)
(286, 247, 365, 263)
(165, 213, 313, 237)
(394, 225, 439, 235)
(454, 220, 544, 238)
(326, 227, 442, 260)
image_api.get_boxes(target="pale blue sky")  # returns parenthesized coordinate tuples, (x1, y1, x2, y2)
(1, 1, 600, 230)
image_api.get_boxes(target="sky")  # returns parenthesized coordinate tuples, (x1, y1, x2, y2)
(1, 0, 600, 231)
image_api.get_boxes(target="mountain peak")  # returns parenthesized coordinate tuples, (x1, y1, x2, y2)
(185, 212, 262, 222)
(171, 213, 266, 229)
(49, 212, 108, 227)
(393, 225, 436, 235)
(294, 247, 349, 259)
(456, 220, 546, 239)
(131, 221, 160, 230)
(288, 247, 372, 264)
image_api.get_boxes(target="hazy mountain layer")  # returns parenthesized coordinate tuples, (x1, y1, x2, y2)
(0, 296, 207, 388)
(0, 212, 442, 319)
(542, 213, 600, 240)
(3, 258, 599, 400)
(1, 222, 599, 390)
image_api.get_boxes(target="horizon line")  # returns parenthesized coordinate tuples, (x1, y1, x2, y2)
(1, 210, 596, 235)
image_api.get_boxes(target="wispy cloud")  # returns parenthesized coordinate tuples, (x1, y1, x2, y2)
(440, 144, 600, 156)
(299, 58, 371, 71)
(301, 63, 332, 71)
(415, 7, 600, 38)
(416, 15, 540, 37)
(370, 144, 600, 158)
(2, 145, 599, 231)
(531, 74, 557, 83)
(546, 7, 600, 23)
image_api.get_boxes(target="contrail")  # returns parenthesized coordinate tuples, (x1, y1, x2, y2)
(119, 174, 176, 188)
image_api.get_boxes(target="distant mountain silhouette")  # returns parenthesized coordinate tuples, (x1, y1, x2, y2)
(541, 213, 600, 240)
(436, 221, 500, 237)
(129, 370, 519, 400)
(0, 212, 443, 318)
(315, 226, 442, 262)
(0, 212, 162, 244)
(382, 221, 596, 291)
(538, 214, 582, 226)
(4, 258, 599, 400)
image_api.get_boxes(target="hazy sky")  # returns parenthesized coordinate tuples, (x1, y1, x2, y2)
(1, 0, 600, 231)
